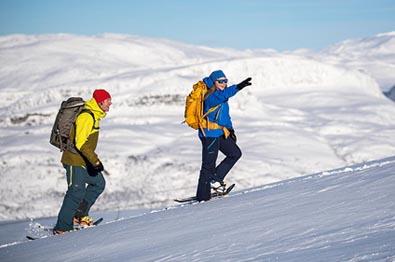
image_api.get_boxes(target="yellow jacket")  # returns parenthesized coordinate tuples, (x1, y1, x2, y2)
(61, 98, 106, 167)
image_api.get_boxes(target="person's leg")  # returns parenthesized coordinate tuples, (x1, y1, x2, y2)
(215, 136, 242, 182)
(75, 171, 106, 218)
(54, 165, 87, 231)
(197, 137, 219, 201)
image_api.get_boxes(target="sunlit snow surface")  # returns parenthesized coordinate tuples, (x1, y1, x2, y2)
(0, 156, 394, 261)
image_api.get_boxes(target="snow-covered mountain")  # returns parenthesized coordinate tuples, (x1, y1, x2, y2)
(1, 156, 394, 261)
(318, 31, 395, 91)
(0, 32, 394, 221)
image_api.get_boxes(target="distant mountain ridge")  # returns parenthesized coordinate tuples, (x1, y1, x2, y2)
(321, 31, 395, 90)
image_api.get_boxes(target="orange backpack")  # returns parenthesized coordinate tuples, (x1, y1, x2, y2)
(183, 81, 229, 137)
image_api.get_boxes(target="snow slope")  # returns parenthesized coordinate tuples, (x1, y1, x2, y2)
(0, 156, 394, 261)
(0, 33, 395, 220)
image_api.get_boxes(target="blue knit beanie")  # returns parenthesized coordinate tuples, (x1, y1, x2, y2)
(209, 70, 227, 83)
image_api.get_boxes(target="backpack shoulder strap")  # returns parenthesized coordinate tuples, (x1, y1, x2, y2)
(200, 83, 220, 117)
(202, 104, 220, 118)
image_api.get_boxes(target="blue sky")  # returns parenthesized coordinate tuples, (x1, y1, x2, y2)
(0, 0, 394, 51)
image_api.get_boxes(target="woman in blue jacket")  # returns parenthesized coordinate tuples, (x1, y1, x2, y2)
(197, 70, 252, 201)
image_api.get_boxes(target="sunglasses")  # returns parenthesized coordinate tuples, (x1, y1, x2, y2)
(216, 79, 228, 84)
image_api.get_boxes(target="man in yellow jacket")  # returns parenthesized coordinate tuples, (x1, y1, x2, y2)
(54, 89, 112, 234)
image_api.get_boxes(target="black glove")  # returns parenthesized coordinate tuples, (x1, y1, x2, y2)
(236, 77, 252, 90)
(93, 161, 104, 173)
(229, 129, 237, 143)
(87, 161, 104, 176)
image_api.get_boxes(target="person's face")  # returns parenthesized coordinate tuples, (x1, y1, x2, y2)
(99, 98, 112, 112)
(214, 79, 228, 90)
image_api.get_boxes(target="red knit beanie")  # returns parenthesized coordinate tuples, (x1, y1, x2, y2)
(93, 89, 111, 103)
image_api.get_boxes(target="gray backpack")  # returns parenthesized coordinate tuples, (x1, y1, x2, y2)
(50, 97, 94, 154)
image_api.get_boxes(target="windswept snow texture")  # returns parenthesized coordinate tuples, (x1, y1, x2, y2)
(0, 33, 395, 220)
(0, 157, 394, 261)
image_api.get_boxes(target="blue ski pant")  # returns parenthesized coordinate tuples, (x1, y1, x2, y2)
(196, 136, 242, 201)
(54, 165, 105, 231)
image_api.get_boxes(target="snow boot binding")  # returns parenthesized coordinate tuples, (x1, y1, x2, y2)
(73, 215, 94, 228)
(211, 180, 227, 194)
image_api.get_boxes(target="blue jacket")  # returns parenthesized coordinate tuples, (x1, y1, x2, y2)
(199, 77, 239, 137)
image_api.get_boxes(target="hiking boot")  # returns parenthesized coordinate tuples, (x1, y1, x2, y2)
(74, 215, 94, 228)
(53, 229, 65, 235)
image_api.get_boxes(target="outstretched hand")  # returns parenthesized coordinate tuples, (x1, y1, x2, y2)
(236, 77, 252, 90)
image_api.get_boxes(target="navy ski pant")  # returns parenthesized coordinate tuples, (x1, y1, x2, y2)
(54, 165, 105, 231)
(196, 135, 242, 201)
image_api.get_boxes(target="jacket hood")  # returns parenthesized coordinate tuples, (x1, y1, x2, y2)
(85, 98, 106, 120)
(203, 70, 227, 88)
(203, 77, 214, 88)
